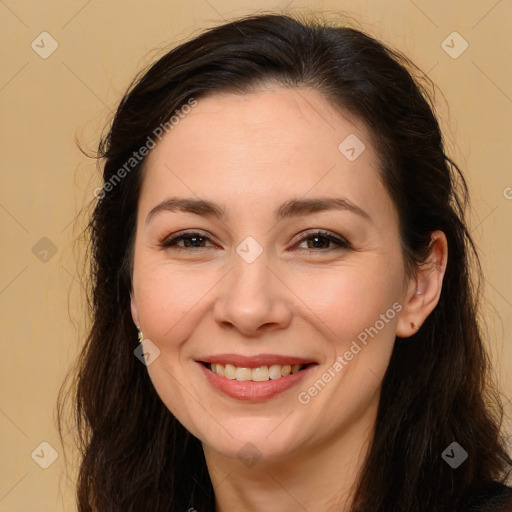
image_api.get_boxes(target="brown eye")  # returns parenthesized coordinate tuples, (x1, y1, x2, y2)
(160, 231, 216, 250)
(295, 230, 351, 252)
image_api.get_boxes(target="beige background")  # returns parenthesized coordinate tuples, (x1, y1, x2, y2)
(0, 0, 511, 510)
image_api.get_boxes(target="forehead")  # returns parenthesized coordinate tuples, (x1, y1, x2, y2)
(149, 86, 369, 160)
(139, 87, 396, 229)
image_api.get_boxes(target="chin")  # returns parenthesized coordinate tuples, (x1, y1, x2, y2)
(197, 414, 310, 465)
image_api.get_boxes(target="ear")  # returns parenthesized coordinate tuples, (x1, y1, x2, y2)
(130, 289, 140, 329)
(396, 230, 448, 338)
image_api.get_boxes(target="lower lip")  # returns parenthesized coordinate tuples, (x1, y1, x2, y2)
(199, 363, 314, 401)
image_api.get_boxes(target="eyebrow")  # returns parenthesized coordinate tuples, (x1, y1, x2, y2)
(145, 196, 372, 225)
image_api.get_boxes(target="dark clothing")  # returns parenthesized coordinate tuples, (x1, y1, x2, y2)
(457, 481, 512, 511)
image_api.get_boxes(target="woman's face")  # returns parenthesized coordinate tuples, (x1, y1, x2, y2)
(130, 87, 413, 464)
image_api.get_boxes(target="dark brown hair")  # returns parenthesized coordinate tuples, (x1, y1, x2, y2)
(58, 11, 512, 511)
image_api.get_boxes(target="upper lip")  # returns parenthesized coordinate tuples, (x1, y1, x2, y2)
(198, 353, 317, 368)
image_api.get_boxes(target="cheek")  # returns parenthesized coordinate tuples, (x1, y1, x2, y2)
(290, 260, 402, 347)
(133, 261, 220, 346)
(290, 265, 400, 426)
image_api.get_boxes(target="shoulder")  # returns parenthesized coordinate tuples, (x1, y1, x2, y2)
(456, 481, 512, 512)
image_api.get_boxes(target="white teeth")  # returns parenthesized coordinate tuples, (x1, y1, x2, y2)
(224, 364, 236, 380)
(291, 364, 302, 374)
(209, 362, 307, 381)
(235, 367, 252, 381)
(252, 366, 270, 381)
(269, 364, 282, 379)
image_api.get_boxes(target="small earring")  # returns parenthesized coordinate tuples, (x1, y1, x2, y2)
(410, 321, 419, 331)
(137, 328, 144, 344)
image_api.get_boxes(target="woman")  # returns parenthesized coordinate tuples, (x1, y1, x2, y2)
(59, 12, 512, 512)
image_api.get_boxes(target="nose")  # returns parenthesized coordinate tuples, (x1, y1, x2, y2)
(212, 252, 293, 337)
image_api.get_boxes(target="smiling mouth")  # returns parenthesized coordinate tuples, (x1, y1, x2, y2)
(201, 362, 314, 382)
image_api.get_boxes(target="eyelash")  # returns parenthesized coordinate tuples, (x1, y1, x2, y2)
(159, 229, 351, 253)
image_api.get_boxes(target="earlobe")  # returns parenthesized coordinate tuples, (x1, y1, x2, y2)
(396, 230, 448, 338)
(130, 291, 140, 329)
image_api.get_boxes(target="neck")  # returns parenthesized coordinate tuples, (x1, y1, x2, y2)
(203, 401, 377, 512)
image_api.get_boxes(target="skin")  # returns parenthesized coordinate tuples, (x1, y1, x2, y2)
(130, 86, 448, 512)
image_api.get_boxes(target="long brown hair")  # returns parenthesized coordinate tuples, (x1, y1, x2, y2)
(58, 12, 512, 511)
